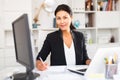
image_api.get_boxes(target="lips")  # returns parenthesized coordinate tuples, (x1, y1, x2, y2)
(60, 25, 65, 27)
(60, 24, 66, 27)
(60, 26, 66, 29)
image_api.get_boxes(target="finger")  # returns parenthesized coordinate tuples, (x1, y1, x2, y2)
(37, 64, 47, 71)
(38, 63, 48, 70)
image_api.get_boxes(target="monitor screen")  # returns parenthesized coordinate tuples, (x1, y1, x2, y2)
(12, 14, 39, 80)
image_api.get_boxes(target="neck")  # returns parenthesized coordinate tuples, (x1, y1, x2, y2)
(62, 30, 72, 38)
(62, 29, 71, 35)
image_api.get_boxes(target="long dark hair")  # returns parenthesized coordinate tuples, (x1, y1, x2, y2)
(54, 4, 76, 30)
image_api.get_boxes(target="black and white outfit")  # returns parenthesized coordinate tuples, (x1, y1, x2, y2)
(36, 29, 90, 66)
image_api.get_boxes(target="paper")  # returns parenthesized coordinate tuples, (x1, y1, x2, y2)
(87, 73, 104, 78)
(45, 66, 67, 73)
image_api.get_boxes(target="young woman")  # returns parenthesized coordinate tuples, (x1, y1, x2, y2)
(36, 4, 91, 71)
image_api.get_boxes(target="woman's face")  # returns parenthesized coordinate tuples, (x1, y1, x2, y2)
(56, 10, 72, 31)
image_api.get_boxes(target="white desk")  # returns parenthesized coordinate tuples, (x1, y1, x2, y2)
(0, 65, 116, 80)
(35, 65, 87, 80)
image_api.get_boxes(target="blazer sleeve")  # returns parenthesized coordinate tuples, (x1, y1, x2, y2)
(36, 34, 51, 61)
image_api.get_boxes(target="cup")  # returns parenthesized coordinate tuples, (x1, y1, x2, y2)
(32, 23, 38, 28)
(105, 64, 117, 79)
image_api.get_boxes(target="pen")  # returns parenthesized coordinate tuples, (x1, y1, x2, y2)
(113, 53, 117, 64)
(104, 57, 108, 64)
(108, 56, 112, 64)
(112, 58, 114, 64)
(39, 57, 44, 64)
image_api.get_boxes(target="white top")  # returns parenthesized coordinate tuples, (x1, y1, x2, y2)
(63, 40, 76, 66)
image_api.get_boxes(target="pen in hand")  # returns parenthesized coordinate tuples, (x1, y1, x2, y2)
(39, 57, 44, 64)
(38, 57, 48, 70)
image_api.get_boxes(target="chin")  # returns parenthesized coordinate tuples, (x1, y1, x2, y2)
(60, 27, 67, 31)
(60, 29, 67, 31)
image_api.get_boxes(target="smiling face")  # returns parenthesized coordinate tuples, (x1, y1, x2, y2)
(56, 10, 72, 31)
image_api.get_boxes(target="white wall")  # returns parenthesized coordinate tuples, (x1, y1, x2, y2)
(0, 0, 32, 70)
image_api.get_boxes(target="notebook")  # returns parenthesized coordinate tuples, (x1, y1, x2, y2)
(67, 65, 88, 75)
(67, 47, 120, 77)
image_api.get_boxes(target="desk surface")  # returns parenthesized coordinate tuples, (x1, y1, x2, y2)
(35, 65, 87, 80)
(0, 65, 110, 80)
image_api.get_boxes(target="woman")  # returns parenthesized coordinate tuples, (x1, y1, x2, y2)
(36, 4, 91, 71)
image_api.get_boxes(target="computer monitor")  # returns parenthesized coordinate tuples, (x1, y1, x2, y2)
(12, 14, 39, 80)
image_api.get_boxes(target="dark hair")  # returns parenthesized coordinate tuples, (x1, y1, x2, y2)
(54, 4, 76, 30)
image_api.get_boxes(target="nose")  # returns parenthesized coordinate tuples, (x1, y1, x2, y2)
(60, 19, 64, 23)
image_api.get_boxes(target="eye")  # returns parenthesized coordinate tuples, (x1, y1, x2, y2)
(56, 17, 61, 20)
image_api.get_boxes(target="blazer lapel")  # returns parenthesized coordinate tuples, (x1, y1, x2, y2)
(71, 31, 77, 65)
(58, 30, 67, 65)
(71, 31, 83, 65)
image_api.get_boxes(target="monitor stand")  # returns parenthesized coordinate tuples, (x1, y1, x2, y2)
(13, 72, 40, 80)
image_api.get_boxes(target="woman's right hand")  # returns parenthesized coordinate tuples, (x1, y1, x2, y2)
(36, 60, 48, 71)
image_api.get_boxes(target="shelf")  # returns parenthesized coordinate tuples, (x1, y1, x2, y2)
(97, 42, 120, 47)
(96, 11, 120, 13)
(97, 27, 119, 29)
(71, 0, 120, 46)
(73, 11, 96, 13)
(96, 12, 120, 28)
(39, 28, 59, 31)
(97, 0, 120, 11)
(4, 27, 12, 31)
(97, 29, 119, 44)
(32, 28, 39, 31)
(96, 11, 120, 12)
(5, 46, 14, 49)
(77, 27, 96, 30)
(39, 27, 96, 31)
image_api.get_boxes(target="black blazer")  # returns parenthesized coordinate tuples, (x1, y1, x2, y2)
(36, 30, 90, 65)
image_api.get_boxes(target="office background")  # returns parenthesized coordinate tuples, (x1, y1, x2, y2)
(0, 0, 120, 70)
